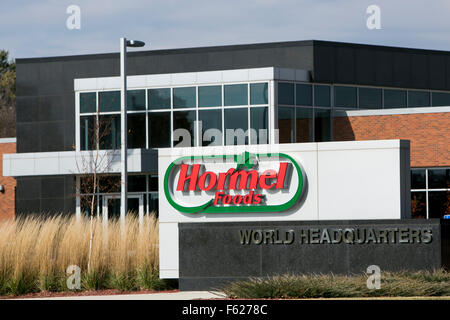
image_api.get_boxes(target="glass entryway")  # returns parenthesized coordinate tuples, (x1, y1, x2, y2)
(102, 194, 144, 223)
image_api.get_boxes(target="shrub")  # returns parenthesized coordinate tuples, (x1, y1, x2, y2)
(222, 271, 450, 299)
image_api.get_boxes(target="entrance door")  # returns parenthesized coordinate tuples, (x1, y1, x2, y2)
(102, 194, 144, 224)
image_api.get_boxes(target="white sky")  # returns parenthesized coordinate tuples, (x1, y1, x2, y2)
(2, 0, 450, 59)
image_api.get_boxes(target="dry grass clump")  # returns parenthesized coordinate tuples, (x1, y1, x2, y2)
(222, 271, 450, 299)
(0, 214, 173, 295)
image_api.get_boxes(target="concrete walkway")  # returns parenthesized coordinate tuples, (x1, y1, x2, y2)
(12, 291, 226, 300)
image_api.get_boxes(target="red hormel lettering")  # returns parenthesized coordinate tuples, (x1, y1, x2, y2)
(163, 152, 304, 214)
(176, 162, 288, 206)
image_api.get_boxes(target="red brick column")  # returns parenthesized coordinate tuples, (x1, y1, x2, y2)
(0, 142, 16, 222)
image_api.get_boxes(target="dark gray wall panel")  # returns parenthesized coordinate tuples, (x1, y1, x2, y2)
(335, 47, 355, 84)
(41, 177, 65, 199)
(375, 50, 393, 86)
(16, 122, 41, 153)
(313, 41, 450, 90)
(16, 176, 76, 215)
(411, 53, 428, 88)
(393, 51, 411, 88)
(16, 96, 40, 123)
(39, 96, 65, 122)
(313, 44, 334, 82)
(429, 54, 446, 90)
(355, 49, 375, 85)
(16, 177, 41, 200)
(179, 220, 447, 291)
(40, 122, 65, 152)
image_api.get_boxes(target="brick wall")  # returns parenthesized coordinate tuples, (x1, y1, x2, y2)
(0, 141, 16, 221)
(333, 112, 450, 168)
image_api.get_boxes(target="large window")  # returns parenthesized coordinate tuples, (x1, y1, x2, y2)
(78, 81, 270, 151)
(225, 84, 248, 106)
(411, 168, 450, 219)
(384, 89, 406, 108)
(224, 108, 248, 145)
(78, 174, 159, 217)
(148, 112, 170, 148)
(277, 83, 330, 142)
(408, 91, 430, 108)
(359, 87, 382, 109)
(277, 107, 294, 143)
(199, 109, 222, 146)
(334, 86, 357, 109)
(199, 85, 222, 107)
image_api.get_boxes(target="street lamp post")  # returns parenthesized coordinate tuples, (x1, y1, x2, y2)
(120, 37, 145, 225)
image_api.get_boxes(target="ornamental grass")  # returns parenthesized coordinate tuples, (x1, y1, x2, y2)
(0, 214, 175, 296)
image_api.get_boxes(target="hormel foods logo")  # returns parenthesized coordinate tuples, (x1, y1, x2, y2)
(164, 152, 305, 214)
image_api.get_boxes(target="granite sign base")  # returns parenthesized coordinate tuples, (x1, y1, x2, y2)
(178, 219, 450, 291)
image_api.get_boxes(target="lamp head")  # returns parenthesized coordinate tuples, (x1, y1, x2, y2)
(126, 40, 145, 48)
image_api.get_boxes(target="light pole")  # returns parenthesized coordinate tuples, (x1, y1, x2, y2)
(120, 37, 145, 224)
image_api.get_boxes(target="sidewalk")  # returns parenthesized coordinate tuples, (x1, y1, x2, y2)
(12, 291, 225, 300)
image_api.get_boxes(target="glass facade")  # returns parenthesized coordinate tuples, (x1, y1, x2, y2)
(199, 85, 222, 107)
(79, 174, 159, 217)
(77, 76, 450, 221)
(359, 87, 382, 109)
(384, 89, 406, 108)
(411, 168, 450, 219)
(148, 88, 170, 109)
(224, 108, 248, 145)
(173, 87, 196, 108)
(224, 84, 248, 106)
(334, 86, 357, 109)
(79, 81, 269, 150)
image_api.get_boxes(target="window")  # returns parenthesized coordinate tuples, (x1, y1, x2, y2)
(148, 112, 170, 148)
(314, 109, 331, 142)
(148, 88, 170, 110)
(384, 89, 406, 108)
(80, 115, 95, 150)
(99, 91, 120, 112)
(411, 168, 450, 219)
(359, 87, 382, 109)
(224, 84, 248, 106)
(224, 108, 248, 145)
(173, 87, 196, 108)
(127, 114, 146, 148)
(199, 85, 222, 107)
(250, 107, 268, 144)
(277, 107, 294, 143)
(173, 110, 196, 147)
(278, 83, 294, 105)
(296, 84, 312, 106)
(127, 90, 145, 111)
(250, 83, 268, 105)
(199, 109, 222, 146)
(432, 92, 450, 107)
(408, 91, 430, 107)
(411, 169, 426, 189)
(428, 168, 450, 188)
(99, 114, 120, 149)
(80, 92, 96, 113)
(296, 107, 313, 142)
(334, 86, 357, 109)
(79, 81, 271, 152)
(128, 175, 147, 192)
(314, 85, 330, 108)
